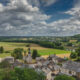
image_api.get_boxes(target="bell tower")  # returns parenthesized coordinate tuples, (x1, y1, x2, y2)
(27, 48, 32, 63)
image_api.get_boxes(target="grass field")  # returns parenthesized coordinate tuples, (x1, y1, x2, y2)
(0, 42, 71, 58)
(38, 49, 70, 55)
(0, 53, 11, 58)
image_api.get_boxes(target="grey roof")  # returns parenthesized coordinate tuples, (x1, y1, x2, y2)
(49, 54, 56, 58)
(62, 61, 80, 72)
(36, 57, 45, 61)
(42, 67, 51, 75)
(43, 60, 50, 66)
(49, 54, 65, 62)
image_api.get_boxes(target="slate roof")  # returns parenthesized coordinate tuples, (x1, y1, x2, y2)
(62, 61, 80, 72)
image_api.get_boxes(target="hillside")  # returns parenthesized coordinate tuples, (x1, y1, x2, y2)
(0, 42, 70, 58)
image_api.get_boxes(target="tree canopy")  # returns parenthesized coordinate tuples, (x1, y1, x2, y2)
(70, 52, 77, 59)
(54, 75, 76, 80)
(2, 68, 46, 80)
(11, 48, 24, 59)
(0, 46, 4, 53)
(32, 49, 40, 59)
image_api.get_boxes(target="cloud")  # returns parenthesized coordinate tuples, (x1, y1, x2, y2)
(0, 0, 80, 36)
(27, 0, 57, 7)
(0, 0, 51, 36)
(48, 1, 80, 36)
(41, 0, 57, 6)
(0, 3, 4, 12)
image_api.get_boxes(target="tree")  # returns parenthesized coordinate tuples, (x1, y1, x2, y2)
(77, 57, 80, 61)
(0, 60, 11, 68)
(67, 43, 73, 46)
(70, 52, 77, 59)
(0, 46, 4, 53)
(3, 68, 46, 80)
(11, 48, 23, 59)
(54, 75, 76, 80)
(32, 49, 39, 59)
(76, 47, 80, 56)
(26, 44, 30, 47)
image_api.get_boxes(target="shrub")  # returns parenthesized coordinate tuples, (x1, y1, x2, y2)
(54, 75, 76, 80)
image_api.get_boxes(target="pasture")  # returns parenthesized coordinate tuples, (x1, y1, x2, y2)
(0, 42, 70, 58)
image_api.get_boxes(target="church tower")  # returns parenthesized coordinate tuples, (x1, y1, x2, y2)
(27, 48, 32, 63)
(28, 48, 31, 55)
(23, 48, 32, 64)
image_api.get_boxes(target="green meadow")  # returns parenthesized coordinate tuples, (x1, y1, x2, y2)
(0, 42, 70, 58)
(38, 49, 70, 56)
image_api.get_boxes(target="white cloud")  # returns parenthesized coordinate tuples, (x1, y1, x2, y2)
(42, 0, 57, 6)
(28, 0, 57, 7)
(0, 3, 4, 12)
(0, 0, 80, 36)
(0, 0, 51, 36)
(48, 6, 80, 36)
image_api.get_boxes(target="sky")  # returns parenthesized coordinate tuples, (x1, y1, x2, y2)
(0, 0, 80, 36)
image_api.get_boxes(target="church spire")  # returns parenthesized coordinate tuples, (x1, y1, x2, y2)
(28, 48, 31, 54)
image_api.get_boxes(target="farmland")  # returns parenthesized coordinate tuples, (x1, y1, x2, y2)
(0, 42, 70, 58)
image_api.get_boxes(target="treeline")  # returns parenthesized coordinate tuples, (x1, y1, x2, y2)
(38, 41, 64, 50)
(0, 39, 64, 50)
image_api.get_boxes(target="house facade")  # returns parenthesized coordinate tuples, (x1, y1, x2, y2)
(3, 56, 14, 64)
(35, 55, 80, 80)
(61, 61, 80, 79)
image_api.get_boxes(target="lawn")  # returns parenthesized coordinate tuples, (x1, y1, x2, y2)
(0, 42, 71, 58)
(37, 49, 70, 55)
(0, 42, 28, 51)
(0, 53, 11, 58)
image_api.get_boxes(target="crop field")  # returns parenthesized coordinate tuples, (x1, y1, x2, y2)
(0, 42, 70, 58)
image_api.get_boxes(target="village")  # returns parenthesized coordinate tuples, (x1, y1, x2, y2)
(0, 48, 80, 80)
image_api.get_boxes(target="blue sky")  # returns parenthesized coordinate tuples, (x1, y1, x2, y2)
(0, 0, 80, 36)
(43, 0, 74, 21)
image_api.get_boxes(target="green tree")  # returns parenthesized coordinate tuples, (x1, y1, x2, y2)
(67, 43, 73, 46)
(54, 75, 76, 80)
(77, 57, 80, 61)
(32, 49, 40, 59)
(70, 52, 77, 59)
(3, 68, 46, 80)
(11, 48, 23, 59)
(0, 60, 11, 68)
(76, 47, 80, 56)
(0, 46, 4, 53)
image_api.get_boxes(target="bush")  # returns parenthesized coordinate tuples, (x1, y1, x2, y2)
(5, 51, 10, 53)
(26, 44, 30, 47)
(76, 57, 80, 61)
(67, 43, 73, 46)
(0, 46, 4, 53)
(54, 75, 76, 80)
(76, 47, 80, 56)
(0, 60, 11, 68)
(70, 52, 77, 59)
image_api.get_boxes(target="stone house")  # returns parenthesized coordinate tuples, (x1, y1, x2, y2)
(61, 61, 80, 79)
(4, 56, 14, 64)
(42, 67, 53, 80)
(36, 57, 45, 61)
(48, 54, 65, 64)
